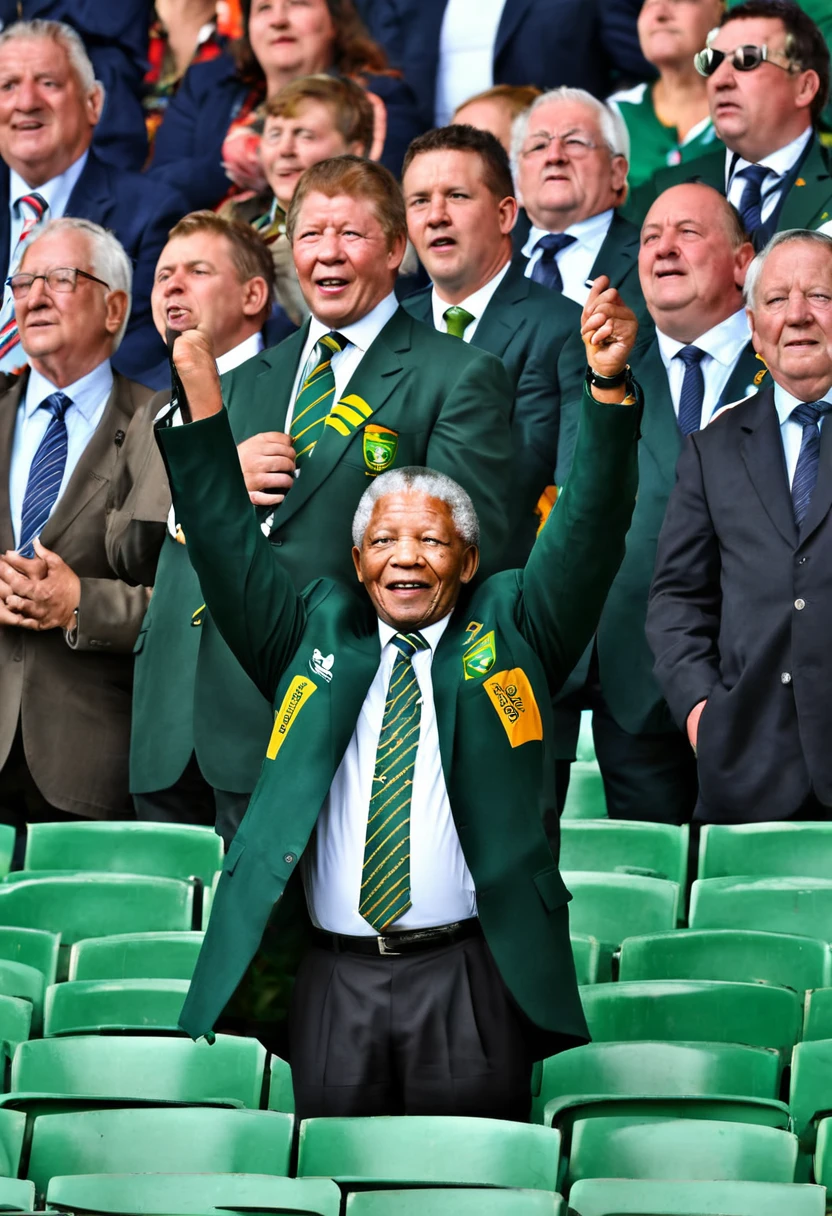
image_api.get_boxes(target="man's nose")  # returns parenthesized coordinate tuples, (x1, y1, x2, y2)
(316, 232, 344, 262)
(785, 290, 813, 325)
(544, 138, 568, 165)
(25, 275, 49, 306)
(655, 230, 678, 259)
(162, 269, 185, 295)
(392, 538, 422, 564)
(426, 195, 449, 226)
(15, 76, 40, 110)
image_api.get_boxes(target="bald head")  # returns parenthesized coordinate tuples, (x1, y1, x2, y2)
(639, 182, 755, 342)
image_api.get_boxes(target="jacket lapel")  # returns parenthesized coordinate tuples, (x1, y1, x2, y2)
(0, 373, 25, 551)
(589, 213, 639, 290)
(494, 0, 535, 61)
(247, 327, 307, 427)
(637, 340, 681, 473)
(797, 410, 832, 547)
(471, 259, 529, 360)
(403, 288, 432, 327)
(65, 152, 113, 228)
(738, 385, 798, 548)
(775, 137, 832, 232)
(717, 342, 767, 410)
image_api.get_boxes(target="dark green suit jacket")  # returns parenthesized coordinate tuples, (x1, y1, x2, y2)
(159, 385, 640, 1048)
(129, 308, 514, 794)
(625, 134, 832, 236)
(403, 257, 586, 564)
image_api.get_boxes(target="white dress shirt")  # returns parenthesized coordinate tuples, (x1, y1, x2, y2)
(430, 260, 510, 341)
(284, 292, 399, 433)
(656, 309, 753, 430)
(306, 612, 477, 935)
(522, 209, 614, 306)
(8, 357, 113, 548)
(6, 152, 89, 283)
(725, 128, 813, 226)
(774, 382, 832, 489)
(434, 0, 507, 126)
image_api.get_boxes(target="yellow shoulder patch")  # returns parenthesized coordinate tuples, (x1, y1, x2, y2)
(484, 668, 543, 748)
(266, 675, 317, 760)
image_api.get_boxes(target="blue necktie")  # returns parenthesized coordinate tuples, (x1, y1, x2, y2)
(675, 345, 707, 436)
(18, 391, 72, 557)
(530, 233, 577, 293)
(737, 164, 770, 239)
(791, 400, 832, 530)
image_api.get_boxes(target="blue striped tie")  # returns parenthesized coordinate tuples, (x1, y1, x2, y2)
(675, 344, 707, 436)
(530, 233, 577, 293)
(737, 164, 770, 241)
(791, 400, 832, 531)
(18, 391, 72, 556)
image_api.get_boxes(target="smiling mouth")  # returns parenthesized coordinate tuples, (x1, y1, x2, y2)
(387, 581, 429, 591)
(315, 278, 349, 291)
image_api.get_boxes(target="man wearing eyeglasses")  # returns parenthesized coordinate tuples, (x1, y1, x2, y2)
(0, 217, 152, 856)
(629, 1, 832, 249)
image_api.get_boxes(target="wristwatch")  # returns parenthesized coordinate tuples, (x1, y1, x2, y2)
(585, 364, 634, 391)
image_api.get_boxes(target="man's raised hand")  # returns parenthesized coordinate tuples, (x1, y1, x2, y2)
(581, 275, 638, 382)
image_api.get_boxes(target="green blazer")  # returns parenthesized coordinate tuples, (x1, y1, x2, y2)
(158, 385, 640, 1048)
(403, 257, 586, 564)
(625, 134, 832, 235)
(130, 308, 515, 794)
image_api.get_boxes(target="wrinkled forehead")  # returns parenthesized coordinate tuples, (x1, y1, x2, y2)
(758, 240, 832, 290)
(21, 228, 92, 272)
(366, 490, 458, 536)
(525, 99, 603, 139)
(711, 15, 788, 51)
(0, 35, 75, 81)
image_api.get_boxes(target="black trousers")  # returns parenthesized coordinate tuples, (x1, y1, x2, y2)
(287, 931, 534, 1122)
(0, 725, 93, 868)
(133, 752, 249, 849)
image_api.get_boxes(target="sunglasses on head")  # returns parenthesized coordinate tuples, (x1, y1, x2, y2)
(694, 42, 798, 77)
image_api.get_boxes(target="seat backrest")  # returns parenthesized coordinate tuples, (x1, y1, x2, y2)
(27, 1108, 293, 1198)
(24, 822, 224, 886)
(43, 978, 191, 1036)
(789, 1040, 832, 1150)
(0, 1109, 25, 1178)
(813, 1116, 832, 1189)
(46, 1174, 341, 1216)
(689, 877, 832, 937)
(10, 1033, 266, 1107)
(0, 826, 14, 880)
(561, 822, 688, 886)
(0, 928, 60, 986)
(566, 1116, 798, 1190)
(619, 929, 832, 993)
(561, 762, 607, 820)
(699, 823, 832, 881)
(803, 988, 832, 1040)
(346, 1191, 565, 1215)
(268, 1053, 295, 1113)
(579, 980, 801, 1058)
(68, 931, 205, 981)
(297, 1116, 561, 1189)
(571, 935, 601, 986)
(561, 873, 679, 946)
(568, 1178, 825, 1215)
(0, 994, 32, 1054)
(0, 1177, 34, 1212)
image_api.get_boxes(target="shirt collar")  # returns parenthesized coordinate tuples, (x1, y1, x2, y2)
(378, 611, 453, 654)
(521, 209, 614, 258)
(308, 292, 399, 354)
(656, 309, 751, 370)
(24, 357, 113, 421)
(216, 331, 264, 374)
(727, 127, 813, 186)
(10, 149, 90, 223)
(430, 259, 511, 331)
(773, 380, 832, 426)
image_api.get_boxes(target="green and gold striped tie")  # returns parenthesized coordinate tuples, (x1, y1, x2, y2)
(359, 631, 430, 932)
(291, 331, 348, 466)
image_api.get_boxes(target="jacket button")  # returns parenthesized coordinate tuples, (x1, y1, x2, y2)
(781, 672, 792, 685)
(795, 598, 806, 611)
(283, 853, 296, 865)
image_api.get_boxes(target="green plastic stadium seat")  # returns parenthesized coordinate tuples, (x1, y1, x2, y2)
(619, 929, 832, 994)
(297, 1116, 561, 1190)
(689, 877, 832, 937)
(43, 979, 189, 1036)
(562, 873, 679, 961)
(1, 1033, 266, 1112)
(812, 1116, 832, 1190)
(0, 928, 60, 987)
(347, 1191, 566, 1215)
(561, 821, 688, 886)
(23, 821, 223, 886)
(565, 1116, 798, 1191)
(0, 1177, 33, 1210)
(0, 1110, 24, 1178)
(0, 995, 31, 1055)
(568, 1179, 825, 1216)
(0, 961, 44, 1032)
(68, 931, 204, 981)
(789, 1040, 832, 1153)
(580, 979, 801, 1060)
(802, 988, 832, 1040)
(46, 1174, 341, 1216)
(0, 828, 14, 881)
(202, 870, 221, 929)
(571, 935, 601, 986)
(268, 1053, 294, 1113)
(532, 1040, 785, 1130)
(27, 1107, 293, 1198)
(698, 822, 832, 881)
(562, 763, 607, 819)
(575, 710, 596, 762)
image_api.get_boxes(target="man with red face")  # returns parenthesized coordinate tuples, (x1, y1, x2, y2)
(648, 229, 832, 825)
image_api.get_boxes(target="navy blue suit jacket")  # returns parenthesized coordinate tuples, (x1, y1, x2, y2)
(148, 53, 423, 211)
(0, 152, 188, 390)
(365, 0, 651, 128)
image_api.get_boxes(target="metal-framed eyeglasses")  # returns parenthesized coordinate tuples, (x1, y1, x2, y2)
(694, 41, 798, 78)
(5, 267, 111, 299)
(520, 131, 608, 160)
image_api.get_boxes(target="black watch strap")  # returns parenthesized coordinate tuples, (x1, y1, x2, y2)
(586, 364, 632, 389)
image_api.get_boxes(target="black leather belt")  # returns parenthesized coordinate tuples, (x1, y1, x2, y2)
(317, 918, 482, 957)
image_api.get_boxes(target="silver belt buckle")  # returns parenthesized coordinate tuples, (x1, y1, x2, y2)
(377, 934, 401, 956)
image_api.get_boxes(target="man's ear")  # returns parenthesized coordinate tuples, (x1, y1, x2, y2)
(104, 289, 129, 338)
(352, 544, 365, 583)
(242, 276, 270, 318)
(459, 545, 479, 585)
(86, 82, 105, 128)
(747, 308, 762, 354)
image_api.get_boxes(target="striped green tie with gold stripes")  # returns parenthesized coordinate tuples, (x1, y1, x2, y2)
(291, 331, 348, 466)
(359, 631, 430, 932)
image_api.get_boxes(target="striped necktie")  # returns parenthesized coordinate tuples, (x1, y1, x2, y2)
(290, 331, 348, 467)
(359, 631, 430, 932)
(736, 164, 770, 243)
(791, 400, 832, 530)
(0, 192, 48, 367)
(18, 390, 72, 557)
(675, 344, 707, 436)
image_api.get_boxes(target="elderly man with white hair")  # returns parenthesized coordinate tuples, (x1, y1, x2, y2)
(648, 227, 832, 826)
(0, 18, 188, 388)
(0, 217, 153, 857)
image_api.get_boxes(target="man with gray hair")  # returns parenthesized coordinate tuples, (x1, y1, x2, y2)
(0, 18, 188, 388)
(648, 227, 832, 825)
(0, 217, 152, 856)
(512, 87, 645, 317)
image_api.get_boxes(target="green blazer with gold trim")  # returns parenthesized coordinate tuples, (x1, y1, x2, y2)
(157, 384, 640, 1048)
(129, 307, 515, 795)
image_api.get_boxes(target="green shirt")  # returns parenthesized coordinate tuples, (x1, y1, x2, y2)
(609, 81, 720, 190)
